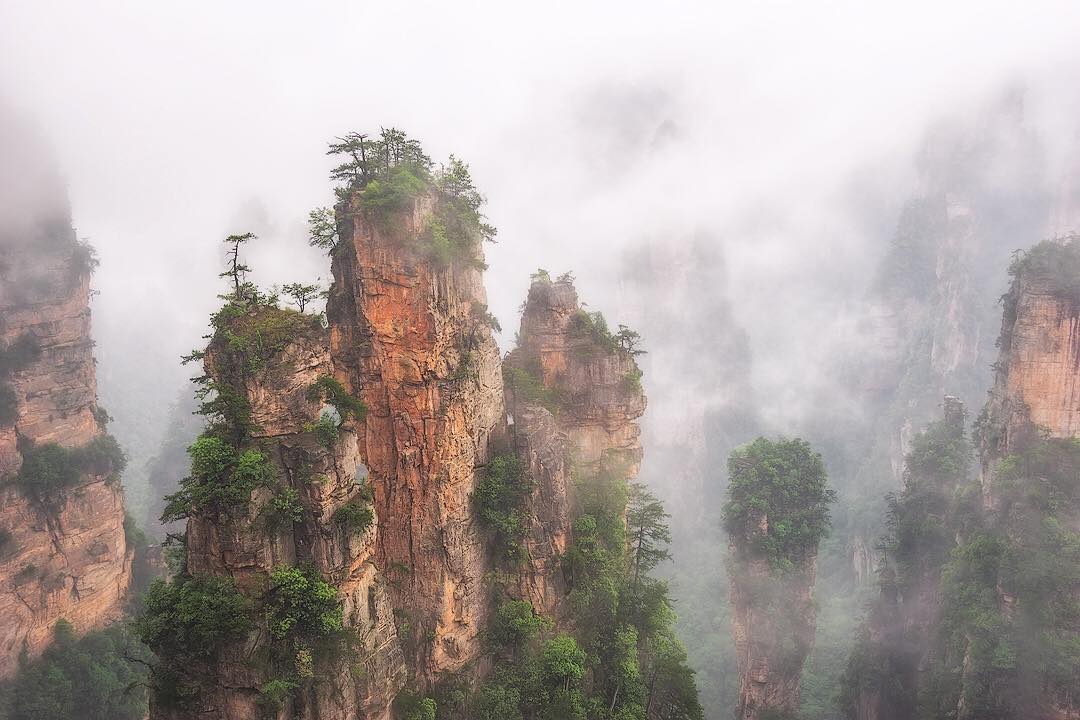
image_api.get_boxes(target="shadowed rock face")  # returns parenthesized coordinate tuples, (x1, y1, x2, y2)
(0, 237, 132, 679)
(504, 276, 646, 618)
(156, 314, 406, 720)
(327, 193, 504, 682)
(728, 532, 818, 720)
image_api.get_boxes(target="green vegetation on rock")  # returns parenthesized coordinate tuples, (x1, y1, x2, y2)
(723, 437, 836, 571)
(1, 620, 151, 720)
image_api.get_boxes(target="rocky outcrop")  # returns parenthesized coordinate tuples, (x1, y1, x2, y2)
(0, 235, 132, 679)
(728, 543, 817, 720)
(159, 310, 406, 720)
(980, 244, 1080, 455)
(327, 193, 503, 681)
(504, 276, 646, 616)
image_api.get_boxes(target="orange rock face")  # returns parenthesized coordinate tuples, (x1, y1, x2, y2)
(0, 241, 132, 679)
(328, 195, 503, 681)
(997, 279, 1080, 440)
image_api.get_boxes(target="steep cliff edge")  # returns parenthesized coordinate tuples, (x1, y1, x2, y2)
(503, 274, 646, 617)
(978, 237, 1080, 457)
(842, 238, 1080, 720)
(722, 439, 834, 720)
(145, 301, 405, 720)
(0, 198, 131, 678)
(327, 186, 503, 681)
(141, 130, 701, 719)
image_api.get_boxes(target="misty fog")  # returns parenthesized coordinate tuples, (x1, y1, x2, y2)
(3, 2, 1080, 719)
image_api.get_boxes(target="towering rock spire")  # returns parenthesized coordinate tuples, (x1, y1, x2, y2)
(0, 105, 132, 678)
(327, 188, 504, 680)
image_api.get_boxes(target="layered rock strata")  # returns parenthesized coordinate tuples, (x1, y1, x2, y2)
(504, 275, 646, 617)
(0, 230, 132, 679)
(328, 193, 503, 680)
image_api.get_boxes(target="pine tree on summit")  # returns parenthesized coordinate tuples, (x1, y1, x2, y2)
(220, 232, 255, 300)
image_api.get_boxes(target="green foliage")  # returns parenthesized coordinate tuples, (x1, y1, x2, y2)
(307, 206, 339, 253)
(472, 453, 532, 563)
(362, 164, 429, 218)
(542, 634, 587, 686)
(490, 600, 545, 649)
(212, 303, 313, 376)
(503, 364, 563, 413)
(70, 239, 100, 281)
(135, 574, 253, 662)
(327, 129, 495, 269)
(333, 498, 374, 535)
(16, 434, 126, 501)
(305, 414, 340, 447)
(258, 679, 298, 712)
(264, 565, 343, 642)
(723, 437, 836, 571)
(306, 376, 367, 422)
(621, 368, 643, 394)
(263, 484, 304, 531)
(281, 282, 322, 313)
(2, 621, 151, 720)
(627, 482, 672, 586)
(843, 413, 1080, 719)
(568, 311, 644, 357)
(160, 434, 274, 522)
(472, 684, 523, 720)
(394, 690, 438, 720)
(329, 128, 432, 188)
(1007, 236, 1080, 303)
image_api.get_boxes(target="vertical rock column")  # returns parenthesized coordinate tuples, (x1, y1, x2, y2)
(158, 310, 406, 720)
(0, 237, 132, 678)
(328, 194, 504, 680)
(504, 275, 646, 617)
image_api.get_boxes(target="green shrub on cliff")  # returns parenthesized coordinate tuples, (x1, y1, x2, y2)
(264, 565, 344, 642)
(723, 437, 836, 571)
(306, 376, 366, 422)
(1007, 236, 1080, 303)
(135, 574, 254, 661)
(2, 621, 150, 720)
(160, 435, 274, 521)
(332, 498, 373, 535)
(503, 364, 563, 413)
(472, 453, 531, 563)
(326, 129, 495, 269)
(16, 434, 127, 501)
(0, 333, 41, 374)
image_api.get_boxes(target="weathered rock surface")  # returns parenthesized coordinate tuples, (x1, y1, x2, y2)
(162, 316, 406, 720)
(0, 238, 132, 679)
(728, 539, 817, 720)
(982, 272, 1080, 450)
(504, 276, 646, 618)
(328, 194, 503, 681)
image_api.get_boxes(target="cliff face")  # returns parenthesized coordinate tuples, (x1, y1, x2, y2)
(844, 241, 1080, 720)
(328, 193, 503, 680)
(504, 276, 646, 616)
(728, 541, 817, 720)
(0, 237, 132, 678)
(982, 267, 1080, 453)
(160, 311, 406, 720)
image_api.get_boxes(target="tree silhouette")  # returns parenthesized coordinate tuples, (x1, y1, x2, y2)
(220, 233, 255, 301)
